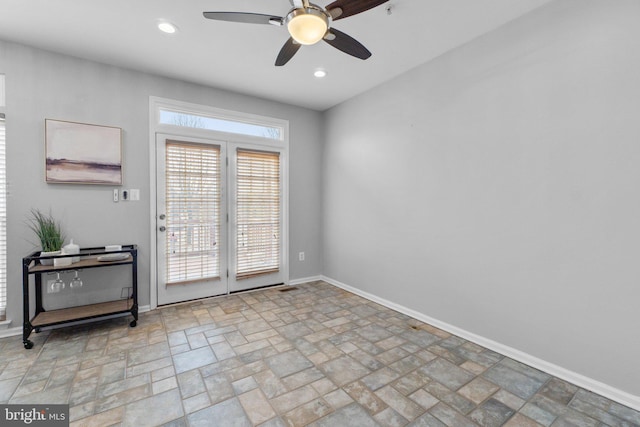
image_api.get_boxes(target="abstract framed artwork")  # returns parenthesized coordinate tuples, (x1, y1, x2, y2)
(45, 119, 122, 185)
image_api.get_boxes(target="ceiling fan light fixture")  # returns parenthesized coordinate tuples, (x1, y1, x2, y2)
(286, 9, 328, 45)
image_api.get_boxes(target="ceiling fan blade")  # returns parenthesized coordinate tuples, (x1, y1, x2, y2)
(275, 38, 301, 66)
(326, 0, 389, 20)
(203, 12, 283, 25)
(323, 28, 371, 60)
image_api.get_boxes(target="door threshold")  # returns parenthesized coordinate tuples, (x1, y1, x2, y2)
(229, 282, 285, 295)
(157, 282, 288, 308)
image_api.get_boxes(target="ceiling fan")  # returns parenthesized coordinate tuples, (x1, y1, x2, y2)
(203, 0, 389, 66)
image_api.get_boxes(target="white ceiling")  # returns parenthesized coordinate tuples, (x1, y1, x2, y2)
(0, 0, 554, 111)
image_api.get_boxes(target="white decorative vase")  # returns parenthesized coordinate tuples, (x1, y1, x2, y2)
(63, 239, 81, 263)
(40, 250, 61, 266)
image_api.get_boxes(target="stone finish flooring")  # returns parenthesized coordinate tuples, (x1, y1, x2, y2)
(1, 281, 639, 427)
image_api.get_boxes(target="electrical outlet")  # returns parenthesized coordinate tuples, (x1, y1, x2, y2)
(130, 189, 140, 201)
(298, 252, 305, 261)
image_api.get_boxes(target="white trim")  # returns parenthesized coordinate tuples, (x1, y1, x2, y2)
(0, 319, 13, 338)
(138, 304, 152, 313)
(149, 96, 290, 308)
(0, 326, 19, 339)
(289, 275, 323, 286)
(321, 275, 640, 412)
(149, 100, 158, 310)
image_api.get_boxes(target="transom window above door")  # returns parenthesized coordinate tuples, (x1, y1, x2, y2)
(159, 109, 284, 141)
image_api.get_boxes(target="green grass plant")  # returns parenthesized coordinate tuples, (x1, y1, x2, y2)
(27, 208, 65, 252)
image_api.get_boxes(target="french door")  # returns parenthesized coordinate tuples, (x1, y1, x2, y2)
(228, 146, 286, 293)
(156, 134, 285, 305)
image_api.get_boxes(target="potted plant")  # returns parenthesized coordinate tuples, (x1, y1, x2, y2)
(27, 208, 65, 265)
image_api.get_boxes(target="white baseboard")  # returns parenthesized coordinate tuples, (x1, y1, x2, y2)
(0, 305, 152, 339)
(321, 275, 640, 412)
(0, 324, 19, 339)
(289, 275, 323, 286)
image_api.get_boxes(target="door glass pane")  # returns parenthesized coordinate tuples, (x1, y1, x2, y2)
(236, 149, 281, 279)
(165, 141, 221, 284)
(160, 109, 283, 140)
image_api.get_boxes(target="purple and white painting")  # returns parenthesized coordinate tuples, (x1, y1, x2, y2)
(45, 119, 122, 185)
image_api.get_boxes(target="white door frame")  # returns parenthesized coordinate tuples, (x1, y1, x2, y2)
(149, 96, 289, 309)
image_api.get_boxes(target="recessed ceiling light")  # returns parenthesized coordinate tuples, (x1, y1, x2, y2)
(158, 22, 177, 34)
(314, 69, 327, 78)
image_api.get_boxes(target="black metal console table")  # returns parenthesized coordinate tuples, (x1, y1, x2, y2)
(22, 244, 138, 349)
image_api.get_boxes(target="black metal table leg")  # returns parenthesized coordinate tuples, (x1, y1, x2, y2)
(130, 249, 138, 327)
(22, 259, 34, 349)
(130, 303, 138, 327)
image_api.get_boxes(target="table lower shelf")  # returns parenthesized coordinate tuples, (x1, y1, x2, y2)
(31, 299, 134, 327)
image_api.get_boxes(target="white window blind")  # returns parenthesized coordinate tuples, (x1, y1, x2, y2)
(236, 149, 281, 279)
(165, 141, 221, 285)
(0, 114, 6, 320)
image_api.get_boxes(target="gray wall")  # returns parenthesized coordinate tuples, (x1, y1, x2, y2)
(0, 40, 323, 323)
(323, 0, 640, 396)
(2, 0, 639, 401)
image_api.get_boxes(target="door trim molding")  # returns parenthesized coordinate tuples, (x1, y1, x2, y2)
(149, 96, 290, 309)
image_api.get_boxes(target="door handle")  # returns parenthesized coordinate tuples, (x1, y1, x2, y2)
(159, 226, 166, 232)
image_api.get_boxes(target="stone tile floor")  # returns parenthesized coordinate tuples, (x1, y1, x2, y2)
(1, 281, 639, 427)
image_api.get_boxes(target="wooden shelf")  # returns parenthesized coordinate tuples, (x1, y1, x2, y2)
(31, 299, 133, 327)
(28, 255, 133, 273)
